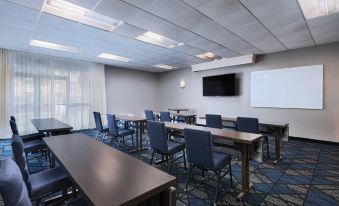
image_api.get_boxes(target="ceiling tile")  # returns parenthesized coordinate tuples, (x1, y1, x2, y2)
(0, 13, 36, 31)
(35, 24, 71, 39)
(113, 23, 146, 38)
(186, 0, 243, 19)
(94, 0, 140, 22)
(0, 1, 40, 22)
(121, 0, 158, 9)
(38, 13, 79, 31)
(5, 0, 44, 10)
(240, 0, 315, 49)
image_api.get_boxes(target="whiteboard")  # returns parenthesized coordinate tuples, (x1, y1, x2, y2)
(251, 65, 323, 109)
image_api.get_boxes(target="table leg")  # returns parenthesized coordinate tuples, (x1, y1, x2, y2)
(273, 128, 282, 164)
(237, 143, 252, 201)
(139, 121, 143, 150)
(135, 122, 139, 150)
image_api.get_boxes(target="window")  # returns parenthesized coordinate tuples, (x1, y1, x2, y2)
(9, 52, 106, 134)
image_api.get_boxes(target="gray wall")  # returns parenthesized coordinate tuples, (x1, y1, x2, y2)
(105, 66, 159, 117)
(156, 43, 339, 142)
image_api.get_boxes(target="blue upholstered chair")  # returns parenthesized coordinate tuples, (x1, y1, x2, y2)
(0, 158, 88, 206)
(107, 114, 135, 149)
(145, 110, 155, 121)
(159, 111, 172, 122)
(236, 117, 270, 159)
(184, 128, 233, 205)
(147, 121, 186, 171)
(0, 157, 32, 206)
(93, 112, 108, 141)
(9, 117, 45, 143)
(10, 120, 47, 161)
(11, 135, 71, 205)
(206, 114, 223, 129)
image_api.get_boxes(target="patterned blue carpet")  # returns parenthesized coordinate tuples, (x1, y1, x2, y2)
(1, 130, 339, 206)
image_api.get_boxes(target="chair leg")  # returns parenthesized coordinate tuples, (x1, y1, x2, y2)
(183, 149, 187, 171)
(201, 169, 205, 179)
(117, 137, 122, 149)
(168, 155, 173, 173)
(35, 198, 41, 206)
(229, 161, 233, 189)
(131, 134, 135, 148)
(266, 138, 270, 159)
(150, 151, 155, 165)
(109, 135, 114, 145)
(185, 164, 192, 191)
(214, 170, 221, 205)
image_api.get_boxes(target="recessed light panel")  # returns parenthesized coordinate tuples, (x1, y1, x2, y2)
(298, 0, 339, 19)
(30, 39, 79, 52)
(135, 32, 184, 48)
(43, 0, 123, 31)
(153, 64, 176, 70)
(98, 53, 133, 62)
(196, 52, 221, 61)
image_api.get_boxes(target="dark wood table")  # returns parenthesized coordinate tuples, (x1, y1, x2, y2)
(164, 122, 262, 201)
(115, 115, 147, 152)
(31, 118, 73, 167)
(168, 108, 189, 113)
(171, 113, 196, 125)
(200, 116, 289, 163)
(31, 118, 73, 136)
(43, 133, 176, 206)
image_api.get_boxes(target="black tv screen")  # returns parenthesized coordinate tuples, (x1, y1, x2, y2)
(203, 73, 237, 96)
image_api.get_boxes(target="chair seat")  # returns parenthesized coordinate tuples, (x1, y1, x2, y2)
(65, 197, 89, 206)
(24, 140, 46, 153)
(30, 167, 70, 198)
(118, 128, 134, 137)
(213, 152, 231, 170)
(21, 133, 45, 143)
(167, 140, 185, 155)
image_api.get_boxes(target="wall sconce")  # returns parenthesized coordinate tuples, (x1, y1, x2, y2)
(180, 80, 186, 88)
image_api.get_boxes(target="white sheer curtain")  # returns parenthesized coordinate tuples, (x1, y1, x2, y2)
(7, 51, 106, 135)
(0, 50, 10, 139)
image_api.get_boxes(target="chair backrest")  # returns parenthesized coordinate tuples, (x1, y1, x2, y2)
(236, 117, 259, 134)
(184, 128, 214, 170)
(107, 114, 119, 137)
(206, 114, 222, 129)
(10, 116, 16, 122)
(160, 111, 171, 122)
(11, 135, 32, 194)
(93, 112, 103, 132)
(147, 121, 168, 153)
(145, 110, 154, 121)
(9, 120, 19, 135)
(0, 158, 32, 206)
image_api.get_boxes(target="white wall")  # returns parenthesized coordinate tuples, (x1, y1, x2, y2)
(105, 66, 159, 117)
(156, 43, 339, 142)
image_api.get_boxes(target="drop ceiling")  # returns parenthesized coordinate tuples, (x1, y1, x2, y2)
(0, 0, 338, 72)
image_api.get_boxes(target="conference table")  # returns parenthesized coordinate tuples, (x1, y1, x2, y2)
(200, 116, 289, 164)
(115, 115, 147, 152)
(31, 118, 73, 167)
(43, 133, 176, 206)
(164, 122, 263, 200)
(168, 108, 189, 113)
(154, 111, 196, 125)
(171, 113, 196, 125)
(31, 118, 73, 136)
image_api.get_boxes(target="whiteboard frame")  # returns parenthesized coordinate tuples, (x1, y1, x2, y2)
(251, 65, 323, 110)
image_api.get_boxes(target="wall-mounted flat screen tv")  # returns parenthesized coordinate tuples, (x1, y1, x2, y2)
(203, 73, 237, 96)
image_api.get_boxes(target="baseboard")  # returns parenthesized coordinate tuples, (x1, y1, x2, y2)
(289, 136, 339, 145)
